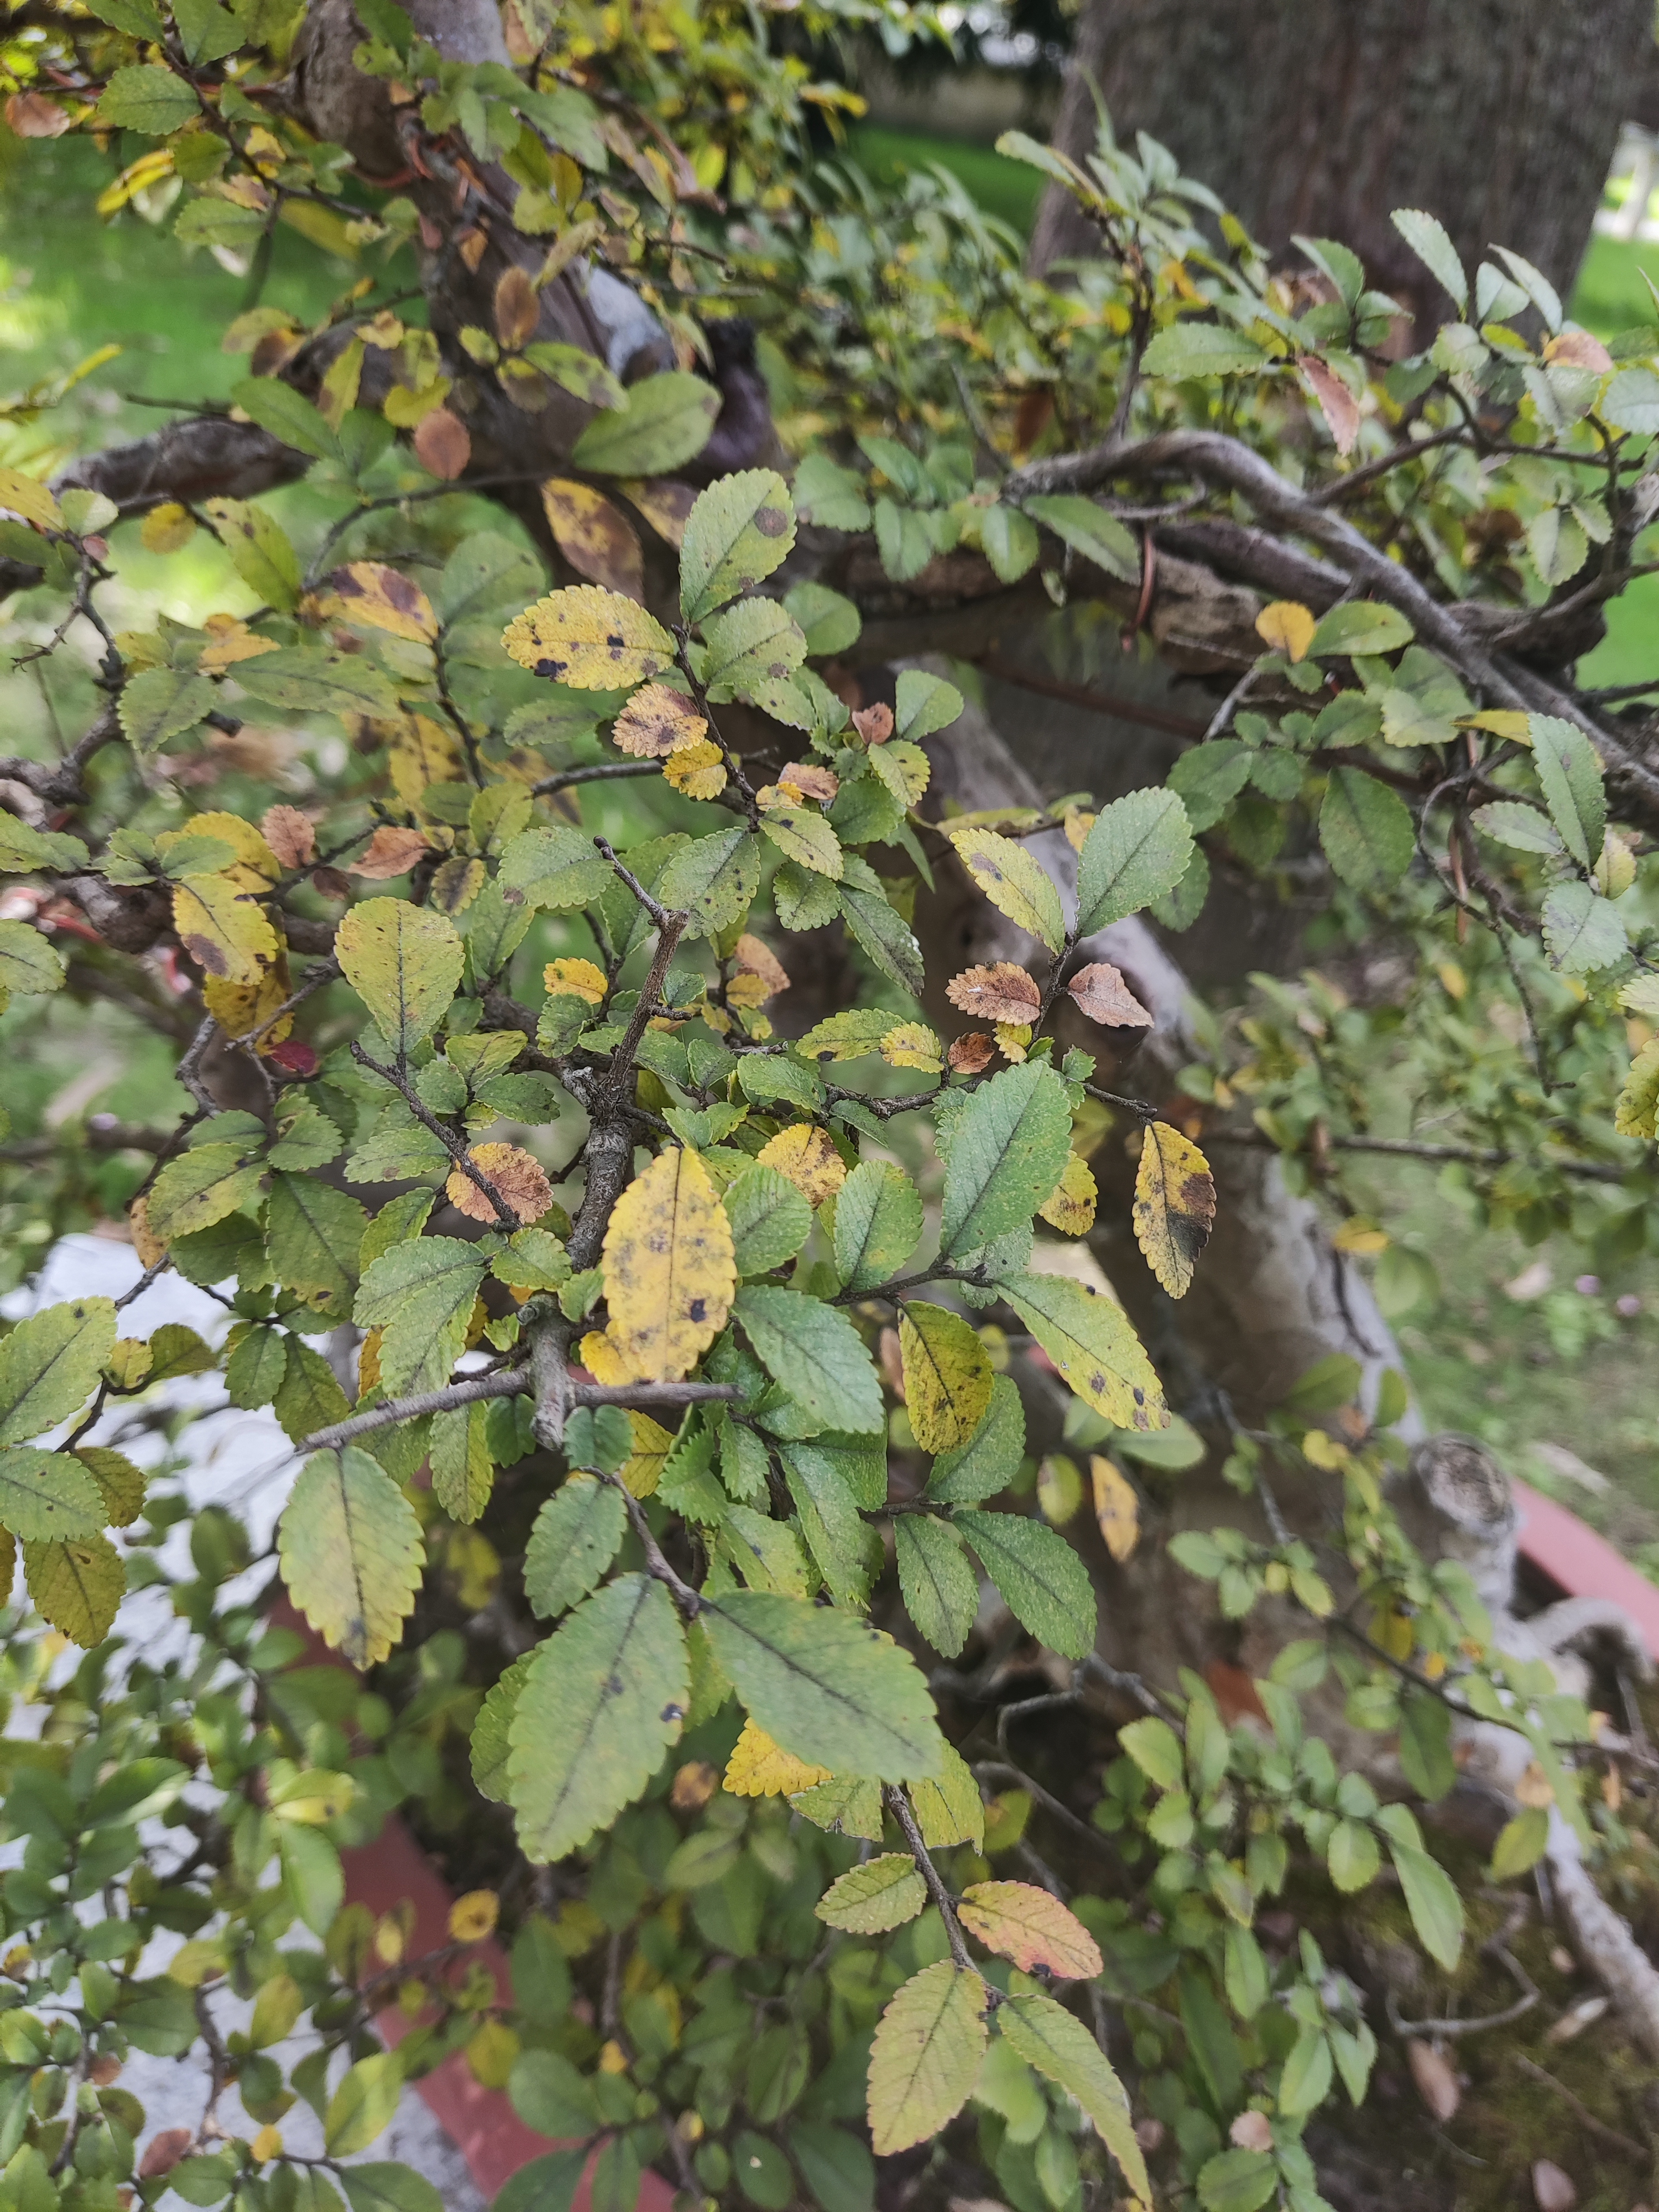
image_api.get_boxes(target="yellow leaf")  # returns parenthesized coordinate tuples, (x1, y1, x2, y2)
(621, 477, 697, 548)
(204, 949, 293, 1050)
(757, 1123, 847, 1206)
(160, 811, 280, 891)
(662, 737, 727, 799)
(1332, 1218, 1388, 1255)
(899, 1303, 992, 1454)
(956, 1881, 1104, 1979)
(880, 1021, 943, 1073)
(602, 1147, 736, 1381)
(389, 712, 464, 810)
(540, 478, 645, 601)
(129, 1194, 164, 1269)
(1458, 710, 1532, 741)
(621, 1411, 674, 1498)
(1302, 1428, 1348, 1470)
(947, 827, 1065, 953)
(0, 467, 59, 533)
(1062, 806, 1094, 853)
(544, 956, 607, 1005)
(250, 2127, 282, 2164)
(1089, 1454, 1140, 1563)
(466, 2018, 519, 2090)
(723, 1715, 832, 1797)
(1616, 1038, 1659, 1140)
(197, 616, 279, 675)
(1039, 1151, 1097, 1236)
(1036, 1452, 1083, 1526)
(172, 876, 279, 988)
(1131, 1123, 1216, 1297)
(1255, 600, 1316, 662)
(612, 681, 707, 758)
(1515, 1761, 1554, 1809)
(994, 1021, 1031, 1063)
(105, 1339, 153, 1392)
(142, 502, 195, 554)
(578, 1328, 635, 1384)
(502, 583, 676, 690)
(328, 560, 437, 642)
(447, 1889, 500, 1942)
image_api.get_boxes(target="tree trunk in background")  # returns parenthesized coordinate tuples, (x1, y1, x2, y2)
(1030, 0, 1658, 310)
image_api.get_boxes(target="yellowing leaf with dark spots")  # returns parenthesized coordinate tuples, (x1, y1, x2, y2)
(723, 1715, 831, 1798)
(160, 812, 280, 891)
(880, 1022, 943, 1073)
(621, 1411, 673, 1498)
(389, 713, 463, 810)
(172, 875, 278, 985)
(1255, 599, 1316, 662)
(899, 1303, 992, 1454)
(1039, 1150, 1097, 1236)
(757, 1124, 846, 1207)
(430, 855, 486, 915)
(446, 1143, 555, 1226)
(328, 560, 437, 641)
(1133, 1123, 1217, 1297)
(622, 477, 697, 548)
(204, 947, 293, 1050)
(278, 1447, 423, 1667)
(611, 681, 707, 758)
(540, 478, 645, 602)
(24, 1531, 123, 1647)
(502, 583, 675, 690)
(947, 827, 1065, 953)
(578, 1329, 634, 1385)
(662, 738, 727, 799)
(602, 1147, 735, 1381)
(545, 956, 608, 1005)
(957, 1881, 1104, 1979)
(1090, 1454, 1140, 1563)
(733, 934, 789, 999)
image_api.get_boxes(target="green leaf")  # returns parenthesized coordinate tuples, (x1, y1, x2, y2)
(523, 1477, 628, 1619)
(495, 2152, 589, 2212)
(790, 2124, 875, 2212)
(784, 582, 862, 657)
(980, 502, 1039, 583)
(0, 1449, 106, 1540)
(680, 470, 796, 623)
(792, 452, 871, 533)
(997, 1269, 1165, 1431)
(509, 2048, 599, 2140)
(278, 1448, 424, 1667)
(233, 645, 399, 720)
(894, 667, 964, 743)
(658, 825, 761, 938)
(1472, 800, 1562, 855)
(0, 812, 87, 874)
(1307, 601, 1414, 658)
(735, 1286, 884, 1435)
(816, 1853, 927, 1933)
(0, 1296, 116, 1447)
(148, 1139, 263, 1245)
(954, 1509, 1095, 1659)
(1076, 786, 1196, 935)
(1278, 2024, 1333, 2116)
(838, 856, 925, 997)
(499, 824, 616, 912)
(1385, 1836, 1464, 1971)
(996, 1994, 1148, 2200)
(230, 377, 340, 465)
(117, 667, 217, 756)
(1319, 767, 1415, 890)
(471, 1651, 533, 1804)
(521, 342, 625, 410)
(96, 62, 199, 134)
(1527, 713, 1605, 870)
(24, 1531, 123, 1645)
(1542, 880, 1628, 974)
(0, 919, 63, 999)
(833, 1161, 922, 1292)
(867, 1964, 988, 2156)
(1489, 1806, 1550, 1881)
(1397, 1686, 1455, 1802)
(570, 371, 720, 476)
(325, 2053, 404, 2157)
(724, 1164, 813, 1276)
(760, 800, 843, 880)
(1327, 1818, 1381, 1893)
(938, 1064, 1071, 1258)
(204, 497, 301, 609)
(1602, 366, 1659, 435)
(506, 1574, 687, 1861)
(1141, 322, 1270, 379)
(335, 898, 463, 1055)
(927, 1372, 1025, 1503)
(700, 1589, 943, 1779)
(1196, 2148, 1277, 2212)
(339, 2166, 446, 2212)
(894, 1515, 978, 1658)
(354, 1238, 486, 1396)
(947, 827, 1065, 952)
(1390, 208, 1467, 310)
(899, 1303, 992, 1454)
(264, 1174, 366, 1321)
(1168, 742, 1251, 833)
(1118, 1715, 1183, 1790)
(1021, 495, 1139, 583)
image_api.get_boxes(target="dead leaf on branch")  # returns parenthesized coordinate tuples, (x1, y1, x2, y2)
(446, 1144, 555, 1225)
(351, 826, 432, 880)
(947, 962, 1041, 1025)
(1066, 962, 1152, 1029)
(262, 805, 316, 868)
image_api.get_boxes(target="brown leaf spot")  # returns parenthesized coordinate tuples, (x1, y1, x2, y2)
(182, 933, 228, 977)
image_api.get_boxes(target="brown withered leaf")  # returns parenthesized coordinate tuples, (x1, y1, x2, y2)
(1067, 962, 1153, 1030)
(612, 682, 707, 758)
(947, 1032, 997, 1073)
(138, 2130, 194, 2182)
(351, 826, 432, 880)
(1531, 2162, 1575, 2212)
(734, 933, 789, 999)
(7, 92, 69, 138)
(261, 805, 316, 869)
(1406, 2041, 1459, 2124)
(1229, 2112, 1274, 2153)
(311, 866, 352, 902)
(946, 962, 1041, 1025)
(779, 761, 839, 806)
(413, 408, 470, 480)
(852, 702, 894, 744)
(447, 1142, 555, 1225)
(1543, 330, 1612, 373)
(1300, 356, 1360, 457)
(494, 265, 540, 350)
(541, 477, 645, 602)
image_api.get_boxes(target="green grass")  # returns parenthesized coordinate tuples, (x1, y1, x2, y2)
(845, 123, 1043, 234)
(1567, 231, 1659, 690)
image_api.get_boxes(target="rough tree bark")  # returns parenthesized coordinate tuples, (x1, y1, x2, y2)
(1030, 0, 1658, 310)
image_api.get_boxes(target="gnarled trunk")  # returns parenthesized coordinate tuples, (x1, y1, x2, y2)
(1031, 0, 1656, 311)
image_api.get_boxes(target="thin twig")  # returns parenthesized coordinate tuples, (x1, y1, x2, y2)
(350, 1042, 518, 1223)
(1510, 2052, 1648, 2160)
(886, 1785, 978, 1975)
